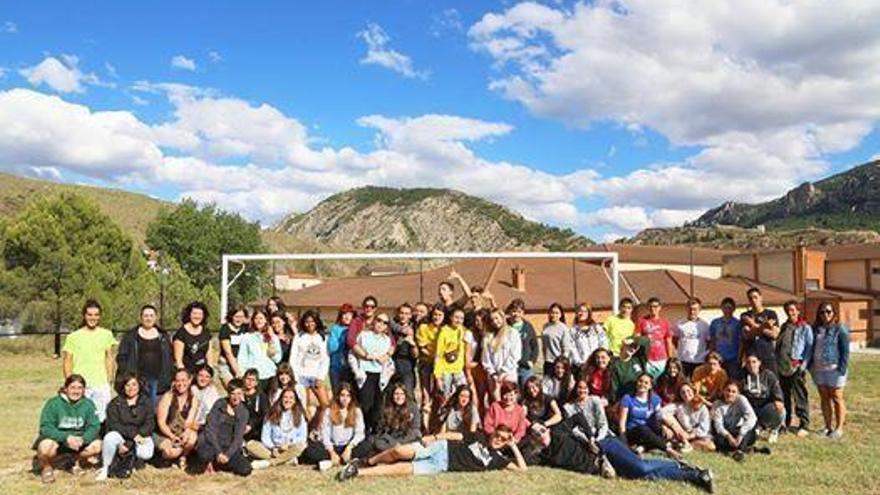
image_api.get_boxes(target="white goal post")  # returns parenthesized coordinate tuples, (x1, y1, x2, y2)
(220, 251, 620, 324)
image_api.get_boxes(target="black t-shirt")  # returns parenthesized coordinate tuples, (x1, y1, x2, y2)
(218, 323, 246, 361)
(540, 430, 596, 474)
(446, 432, 510, 472)
(243, 390, 269, 440)
(740, 309, 779, 367)
(137, 334, 163, 379)
(526, 396, 555, 424)
(173, 327, 211, 373)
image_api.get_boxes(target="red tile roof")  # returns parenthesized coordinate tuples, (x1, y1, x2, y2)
(584, 244, 735, 265)
(281, 258, 794, 311)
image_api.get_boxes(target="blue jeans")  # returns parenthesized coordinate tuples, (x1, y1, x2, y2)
(102, 431, 154, 468)
(599, 437, 699, 482)
(144, 378, 161, 408)
(517, 367, 534, 388)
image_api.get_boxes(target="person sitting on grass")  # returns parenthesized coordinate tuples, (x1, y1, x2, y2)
(242, 368, 270, 442)
(194, 378, 252, 476)
(155, 368, 199, 469)
(712, 380, 768, 462)
(691, 352, 729, 405)
(741, 354, 786, 444)
(299, 382, 367, 466)
(655, 357, 686, 406)
(96, 372, 155, 481)
(666, 382, 715, 452)
(618, 373, 682, 459)
(440, 385, 481, 434)
(246, 387, 308, 469)
(337, 425, 526, 481)
(523, 416, 716, 493)
(541, 356, 575, 407)
(522, 376, 563, 429)
(369, 382, 422, 455)
(34, 374, 102, 484)
(610, 336, 650, 404)
(582, 349, 613, 407)
(191, 365, 220, 429)
(483, 380, 530, 442)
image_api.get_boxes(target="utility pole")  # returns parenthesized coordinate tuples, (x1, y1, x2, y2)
(53, 261, 62, 358)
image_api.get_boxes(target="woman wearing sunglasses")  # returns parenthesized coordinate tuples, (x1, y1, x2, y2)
(809, 302, 850, 440)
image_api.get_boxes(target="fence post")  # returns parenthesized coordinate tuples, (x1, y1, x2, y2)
(53, 261, 62, 358)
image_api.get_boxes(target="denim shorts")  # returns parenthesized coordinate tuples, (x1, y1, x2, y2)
(298, 376, 321, 388)
(812, 369, 847, 388)
(412, 440, 449, 475)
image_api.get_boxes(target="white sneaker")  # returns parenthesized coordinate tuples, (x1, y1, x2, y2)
(251, 460, 271, 470)
(680, 442, 694, 454)
(768, 431, 779, 444)
(816, 428, 832, 438)
(95, 467, 108, 482)
(828, 430, 844, 441)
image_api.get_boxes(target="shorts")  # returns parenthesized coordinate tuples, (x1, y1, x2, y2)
(412, 440, 449, 475)
(298, 376, 321, 388)
(811, 369, 847, 388)
(437, 372, 467, 396)
(85, 384, 112, 423)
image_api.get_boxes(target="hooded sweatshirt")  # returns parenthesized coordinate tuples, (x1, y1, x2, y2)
(37, 393, 101, 445)
(106, 393, 155, 440)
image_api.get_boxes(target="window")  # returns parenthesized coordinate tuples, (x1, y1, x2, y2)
(872, 267, 880, 275)
(874, 308, 880, 317)
(804, 279, 820, 291)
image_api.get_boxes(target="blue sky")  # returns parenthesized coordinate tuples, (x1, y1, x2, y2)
(1, 0, 879, 242)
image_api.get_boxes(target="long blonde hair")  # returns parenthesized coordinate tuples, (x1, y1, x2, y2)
(488, 308, 510, 352)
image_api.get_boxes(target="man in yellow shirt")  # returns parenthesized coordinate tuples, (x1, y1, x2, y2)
(62, 300, 117, 422)
(604, 298, 635, 356)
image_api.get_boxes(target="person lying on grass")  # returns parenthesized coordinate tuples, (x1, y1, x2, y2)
(336, 425, 526, 480)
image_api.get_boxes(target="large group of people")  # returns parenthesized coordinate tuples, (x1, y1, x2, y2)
(35, 278, 851, 493)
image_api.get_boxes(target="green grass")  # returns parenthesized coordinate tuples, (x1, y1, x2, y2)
(2, 337, 879, 494)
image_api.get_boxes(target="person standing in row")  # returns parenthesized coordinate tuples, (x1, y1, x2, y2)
(238, 309, 282, 391)
(673, 298, 710, 377)
(777, 300, 813, 437)
(810, 302, 849, 440)
(507, 299, 538, 387)
(604, 297, 635, 356)
(740, 288, 779, 376)
(636, 298, 674, 379)
(173, 301, 212, 374)
(328, 304, 355, 393)
(569, 303, 608, 380)
(116, 304, 173, 406)
(391, 303, 419, 395)
(217, 305, 248, 385)
(63, 300, 116, 423)
(541, 303, 572, 376)
(290, 310, 331, 430)
(709, 298, 742, 380)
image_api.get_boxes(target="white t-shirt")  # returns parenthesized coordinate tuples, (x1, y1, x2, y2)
(674, 318, 710, 364)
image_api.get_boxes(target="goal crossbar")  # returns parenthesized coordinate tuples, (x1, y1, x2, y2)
(220, 251, 620, 322)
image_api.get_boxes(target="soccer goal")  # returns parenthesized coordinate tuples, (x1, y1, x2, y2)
(220, 251, 620, 323)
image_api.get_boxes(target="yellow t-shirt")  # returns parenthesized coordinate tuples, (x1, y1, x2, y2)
(433, 325, 466, 377)
(604, 315, 635, 356)
(62, 326, 116, 386)
(416, 323, 440, 365)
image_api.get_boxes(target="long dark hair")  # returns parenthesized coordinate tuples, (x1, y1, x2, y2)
(522, 376, 546, 416)
(547, 302, 567, 323)
(379, 382, 415, 434)
(267, 363, 294, 402)
(813, 301, 838, 329)
(440, 385, 476, 432)
(114, 371, 144, 397)
(330, 382, 359, 428)
(225, 304, 249, 325)
(299, 309, 326, 337)
(550, 355, 573, 401)
(265, 387, 305, 427)
(656, 357, 686, 401)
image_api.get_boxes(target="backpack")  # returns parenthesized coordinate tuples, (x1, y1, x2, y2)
(108, 441, 137, 479)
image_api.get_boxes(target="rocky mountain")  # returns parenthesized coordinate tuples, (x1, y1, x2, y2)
(690, 159, 880, 231)
(273, 186, 594, 252)
(626, 225, 880, 250)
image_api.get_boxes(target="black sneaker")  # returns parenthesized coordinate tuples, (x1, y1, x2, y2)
(336, 461, 359, 481)
(753, 446, 772, 455)
(731, 450, 746, 463)
(691, 468, 715, 494)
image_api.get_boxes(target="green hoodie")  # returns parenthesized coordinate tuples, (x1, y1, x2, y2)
(610, 336, 650, 401)
(37, 393, 100, 444)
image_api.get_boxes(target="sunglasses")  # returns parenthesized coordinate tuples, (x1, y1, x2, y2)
(820, 309, 834, 314)
(364, 304, 377, 309)
(376, 319, 390, 324)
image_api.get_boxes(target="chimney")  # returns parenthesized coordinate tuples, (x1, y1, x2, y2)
(512, 266, 526, 292)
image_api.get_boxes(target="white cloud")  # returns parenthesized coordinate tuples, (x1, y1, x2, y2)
(0, 87, 591, 228)
(470, 1, 880, 220)
(431, 9, 464, 37)
(2, 21, 16, 33)
(18, 55, 108, 93)
(358, 23, 428, 79)
(105, 62, 118, 79)
(208, 51, 222, 63)
(171, 55, 196, 71)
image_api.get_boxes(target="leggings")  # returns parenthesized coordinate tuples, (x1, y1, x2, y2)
(713, 427, 757, 453)
(358, 372, 383, 434)
(624, 415, 668, 452)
